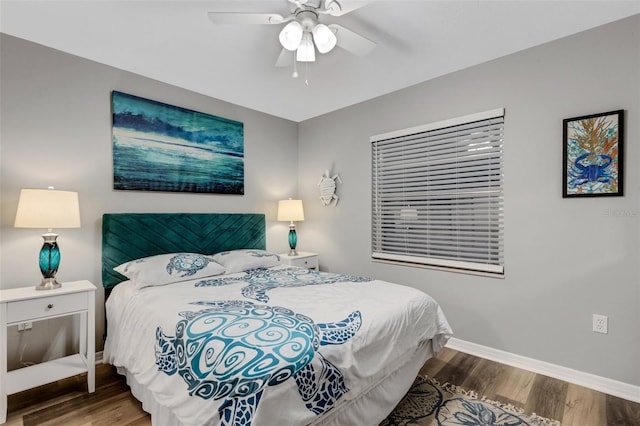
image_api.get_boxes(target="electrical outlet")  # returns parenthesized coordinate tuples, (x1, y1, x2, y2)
(17, 322, 33, 331)
(592, 314, 608, 334)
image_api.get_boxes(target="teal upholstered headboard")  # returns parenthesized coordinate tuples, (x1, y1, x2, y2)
(102, 213, 266, 290)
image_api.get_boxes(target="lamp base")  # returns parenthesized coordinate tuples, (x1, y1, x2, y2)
(36, 277, 61, 291)
(37, 233, 61, 291)
(288, 224, 298, 257)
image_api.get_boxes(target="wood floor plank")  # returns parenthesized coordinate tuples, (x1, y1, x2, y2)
(7, 377, 86, 413)
(428, 350, 481, 387)
(606, 393, 640, 426)
(562, 383, 607, 426)
(460, 357, 508, 400)
(124, 417, 152, 426)
(419, 356, 448, 378)
(22, 380, 131, 425)
(493, 363, 536, 406)
(524, 374, 567, 423)
(23, 388, 133, 426)
(84, 397, 150, 426)
(419, 346, 459, 378)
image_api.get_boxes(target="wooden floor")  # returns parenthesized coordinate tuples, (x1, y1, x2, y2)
(5, 348, 639, 425)
(419, 348, 640, 426)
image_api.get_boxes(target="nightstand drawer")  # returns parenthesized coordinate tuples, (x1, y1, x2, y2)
(279, 252, 319, 270)
(287, 256, 319, 269)
(6, 292, 88, 324)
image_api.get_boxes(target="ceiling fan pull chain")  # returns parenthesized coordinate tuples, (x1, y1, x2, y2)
(305, 61, 309, 86)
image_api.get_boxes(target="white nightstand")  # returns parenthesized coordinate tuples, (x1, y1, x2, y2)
(0, 280, 96, 424)
(279, 252, 319, 270)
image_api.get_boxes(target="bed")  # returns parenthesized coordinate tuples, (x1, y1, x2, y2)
(102, 213, 452, 426)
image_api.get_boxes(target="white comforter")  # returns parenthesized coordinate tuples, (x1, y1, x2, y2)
(104, 265, 451, 426)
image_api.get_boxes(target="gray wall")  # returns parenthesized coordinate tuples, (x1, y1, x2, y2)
(297, 15, 640, 386)
(0, 34, 298, 368)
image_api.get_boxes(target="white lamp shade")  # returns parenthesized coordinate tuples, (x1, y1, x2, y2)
(312, 24, 337, 53)
(277, 199, 305, 222)
(279, 21, 303, 51)
(296, 32, 316, 62)
(14, 189, 81, 229)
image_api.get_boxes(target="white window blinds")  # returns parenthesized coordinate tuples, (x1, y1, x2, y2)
(371, 108, 504, 275)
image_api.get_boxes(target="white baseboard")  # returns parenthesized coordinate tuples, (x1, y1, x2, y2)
(446, 337, 640, 403)
(95, 350, 103, 365)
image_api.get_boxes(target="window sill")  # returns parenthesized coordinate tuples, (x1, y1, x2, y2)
(371, 258, 505, 279)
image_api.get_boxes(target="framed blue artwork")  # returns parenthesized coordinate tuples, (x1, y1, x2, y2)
(111, 91, 244, 194)
(563, 109, 624, 198)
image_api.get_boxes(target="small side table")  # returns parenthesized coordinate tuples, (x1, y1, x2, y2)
(0, 280, 96, 424)
(279, 252, 319, 270)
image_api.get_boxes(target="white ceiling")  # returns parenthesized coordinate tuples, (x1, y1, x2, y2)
(1, 1, 639, 122)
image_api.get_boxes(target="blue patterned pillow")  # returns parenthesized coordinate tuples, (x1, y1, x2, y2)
(114, 252, 226, 288)
(212, 249, 281, 273)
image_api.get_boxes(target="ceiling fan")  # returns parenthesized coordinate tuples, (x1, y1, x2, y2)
(208, 0, 376, 77)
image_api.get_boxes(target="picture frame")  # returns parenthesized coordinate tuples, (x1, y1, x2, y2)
(111, 91, 244, 195)
(562, 109, 624, 198)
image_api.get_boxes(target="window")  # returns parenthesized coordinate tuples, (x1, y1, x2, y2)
(371, 109, 504, 275)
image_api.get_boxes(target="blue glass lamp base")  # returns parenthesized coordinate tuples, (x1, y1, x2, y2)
(37, 233, 61, 290)
(288, 225, 298, 256)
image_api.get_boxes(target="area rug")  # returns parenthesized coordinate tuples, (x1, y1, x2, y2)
(381, 375, 561, 426)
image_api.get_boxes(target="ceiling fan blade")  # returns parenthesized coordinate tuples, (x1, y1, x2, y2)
(208, 12, 286, 25)
(328, 24, 376, 56)
(322, 1, 370, 16)
(275, 48, 292, 67)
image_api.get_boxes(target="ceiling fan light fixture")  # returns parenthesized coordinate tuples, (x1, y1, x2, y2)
(296, 32, 316, 62)
(279, 21, 303, 51)
(312, 23, 337, 53)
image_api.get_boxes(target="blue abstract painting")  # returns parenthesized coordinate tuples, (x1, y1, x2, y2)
(112, 91, 244, 194)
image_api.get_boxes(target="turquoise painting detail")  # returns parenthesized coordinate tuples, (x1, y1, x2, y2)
(111, 91, 244, 194)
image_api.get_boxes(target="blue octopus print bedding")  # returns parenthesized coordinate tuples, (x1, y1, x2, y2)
(104, 265, 452, 426)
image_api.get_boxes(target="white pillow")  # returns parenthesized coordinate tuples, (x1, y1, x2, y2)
(212, 249, 281, 273)
(114, 252, 226, 288)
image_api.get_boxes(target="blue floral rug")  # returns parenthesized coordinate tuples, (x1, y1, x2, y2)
(381, 376, 561, 426)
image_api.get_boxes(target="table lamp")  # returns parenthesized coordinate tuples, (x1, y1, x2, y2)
(14, 188, 81, 290)
(277, 199, 304, 256)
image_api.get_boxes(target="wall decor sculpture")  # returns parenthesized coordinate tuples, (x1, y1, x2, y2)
(112, 91, 244, 194)
(563, 109, 624, 197)
(318, 169, 341, 206)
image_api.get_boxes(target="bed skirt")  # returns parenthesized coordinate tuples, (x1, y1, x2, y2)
(115, 341, 433, 426)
